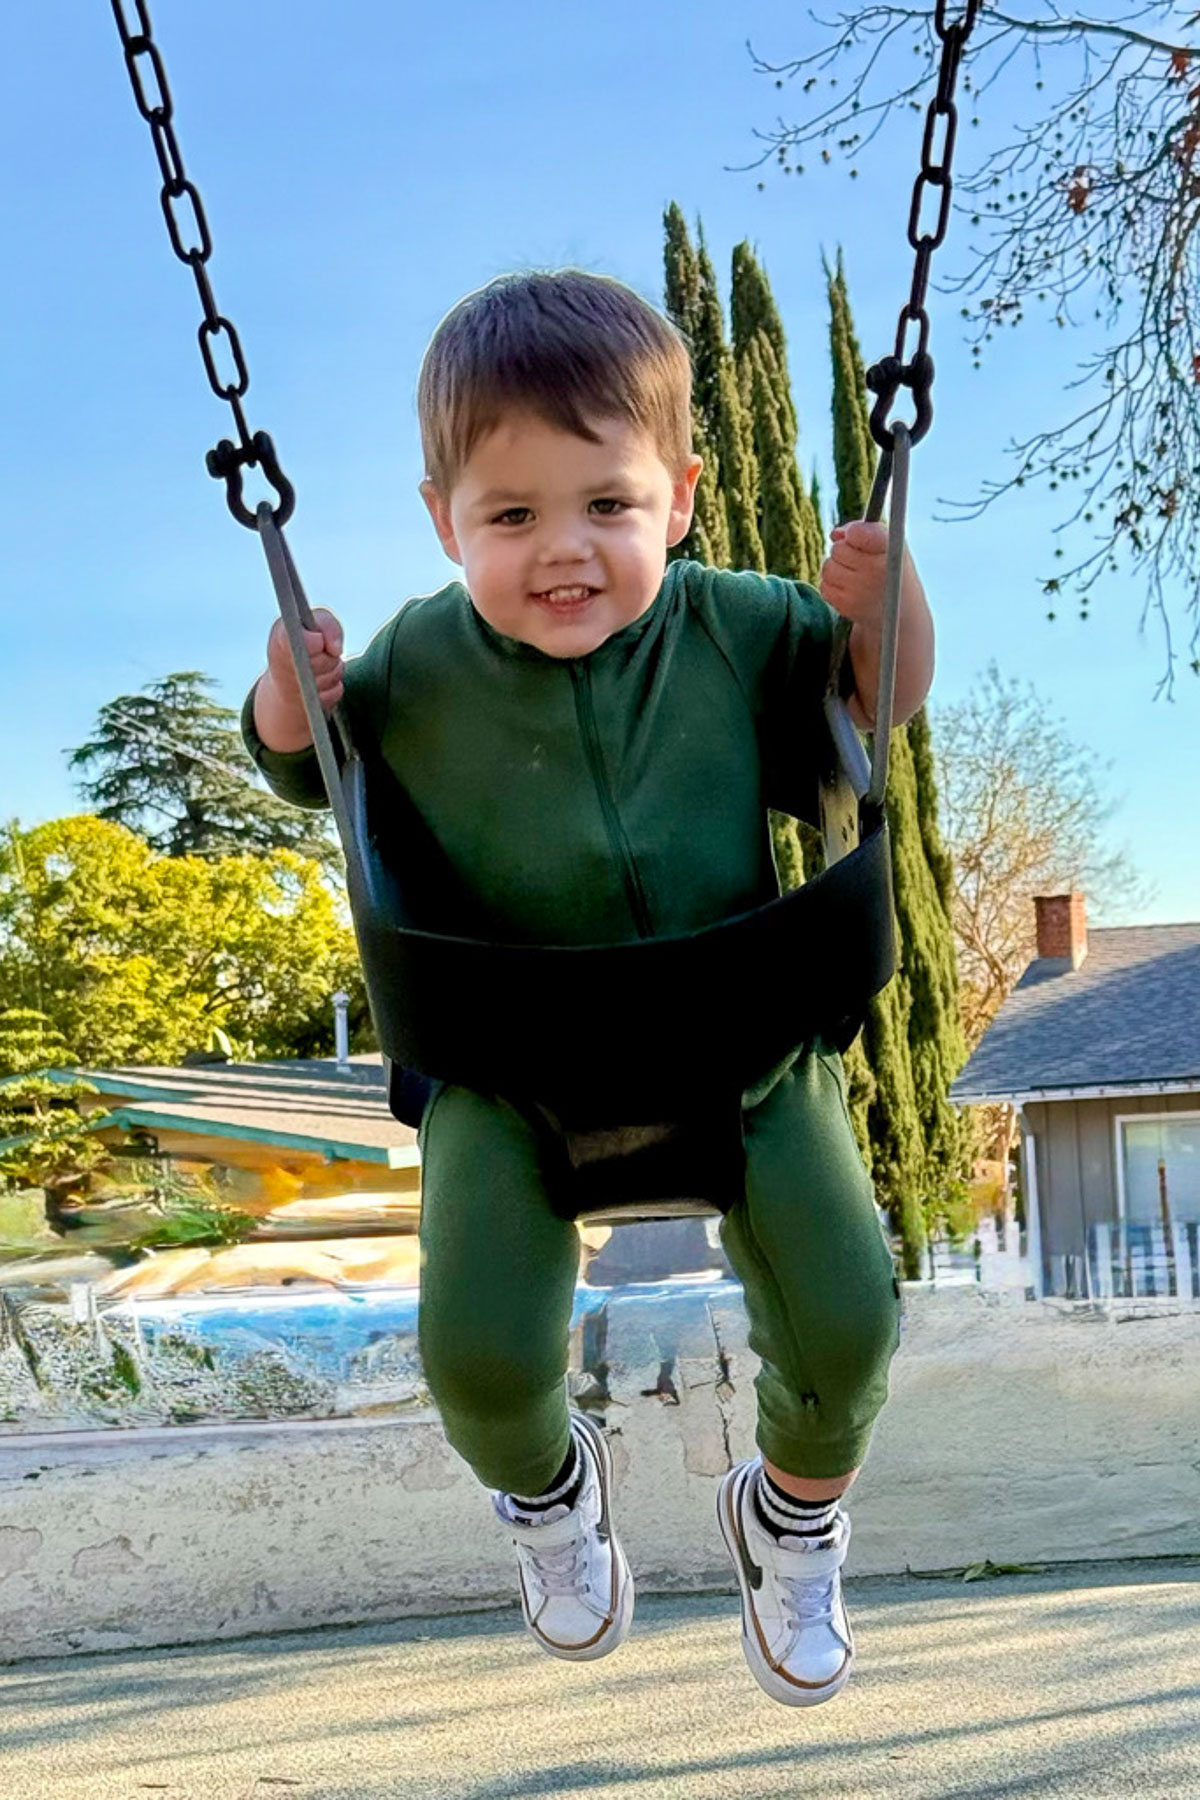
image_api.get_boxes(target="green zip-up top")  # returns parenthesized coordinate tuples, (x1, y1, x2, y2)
(241, 559, 837, 949)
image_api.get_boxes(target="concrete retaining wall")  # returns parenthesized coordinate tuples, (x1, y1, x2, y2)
(2, 1287, 1198, 1661)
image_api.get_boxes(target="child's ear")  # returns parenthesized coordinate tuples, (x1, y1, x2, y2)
(420, 480, 463, 565)
(665, 454, 704, 549)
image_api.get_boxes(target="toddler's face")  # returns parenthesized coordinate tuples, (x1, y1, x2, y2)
(421, 415, 701, 658)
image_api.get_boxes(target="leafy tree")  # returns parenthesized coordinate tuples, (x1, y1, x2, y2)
(0, 815, 365, 1068)
(0, 1010, 104, 1197)
(750, 5, 1200, 685)
(69, 672, 336, 864)
(0, 1071, 104, 1194)
(0, 1007, 71, 1077)
(932, 662, 1150, 1049)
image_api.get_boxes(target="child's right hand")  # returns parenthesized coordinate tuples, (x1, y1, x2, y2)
(265, 609, 345, 716)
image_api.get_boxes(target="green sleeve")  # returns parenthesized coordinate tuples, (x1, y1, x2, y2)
(240, 681, 328, 809)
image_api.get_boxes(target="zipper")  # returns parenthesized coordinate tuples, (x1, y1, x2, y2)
(569, 662, 654, 938)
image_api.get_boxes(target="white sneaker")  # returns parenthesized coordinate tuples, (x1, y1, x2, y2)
(494, 1412, 634, 1662)
(717, 1458, 854, 1706)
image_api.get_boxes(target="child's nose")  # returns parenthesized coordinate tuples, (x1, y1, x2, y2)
(537, 518, 593, 562)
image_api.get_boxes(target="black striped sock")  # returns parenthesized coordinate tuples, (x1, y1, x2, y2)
(753, 1466, 842, 1541)
(507, 1437, 583, 1519)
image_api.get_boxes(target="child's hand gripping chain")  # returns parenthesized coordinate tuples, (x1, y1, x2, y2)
(253, 610, 346, 753)
(819, 518, 933, 731)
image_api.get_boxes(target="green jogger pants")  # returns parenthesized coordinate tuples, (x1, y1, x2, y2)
(416, 1045, 901, 1493)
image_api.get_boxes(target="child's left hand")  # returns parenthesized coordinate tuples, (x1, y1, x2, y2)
(819, 519, 920, 635)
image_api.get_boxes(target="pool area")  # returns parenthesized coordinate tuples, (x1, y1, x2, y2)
(0, 1224, 738, 1435)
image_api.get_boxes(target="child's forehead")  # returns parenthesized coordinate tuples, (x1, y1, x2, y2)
(455, 413, 668, 490)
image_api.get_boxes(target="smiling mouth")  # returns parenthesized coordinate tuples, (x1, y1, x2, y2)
(532, 585, 599, 609)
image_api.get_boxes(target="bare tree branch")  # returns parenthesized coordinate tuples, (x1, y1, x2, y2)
(933, 661, 1153, 1046)
(748, 3, 1200, 689)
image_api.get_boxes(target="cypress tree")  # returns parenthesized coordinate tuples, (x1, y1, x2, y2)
(731, 246, 824, 589)
(658, 219, 965, 1272)
(746, 337, 810, 581)
(826, 249, 966, 1273)
(826, 249, 876, 521)
(697, 238, 763, 573)
(731, 246, 826, 885)
(663, 205, 728, 567)
(903, 706, 966, 1211)
(730, 242, 798, 450)
(663, 201, 699, 344)
(715, 351, 764, 573)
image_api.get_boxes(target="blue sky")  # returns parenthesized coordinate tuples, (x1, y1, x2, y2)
(2, 0, 1196, 924)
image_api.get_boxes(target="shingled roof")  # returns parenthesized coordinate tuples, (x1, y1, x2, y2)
(951, 923, 1200, 1104)
(45, 1056, 419, 1167)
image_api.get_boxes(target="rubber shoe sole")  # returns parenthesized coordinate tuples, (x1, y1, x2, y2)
(716, 1462, 854, 1707)
(517, 1412, 634, 1662)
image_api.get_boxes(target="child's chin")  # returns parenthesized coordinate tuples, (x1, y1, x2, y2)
(525, 609, 612, 658)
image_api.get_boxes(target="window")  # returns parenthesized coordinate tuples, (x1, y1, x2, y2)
(1120, 1116, 1200, 1227)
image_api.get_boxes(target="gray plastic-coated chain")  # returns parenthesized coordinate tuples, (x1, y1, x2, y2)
(822, 427, 909, 821)
(255, 506, 367, 887)
(865, 427, 909, 807)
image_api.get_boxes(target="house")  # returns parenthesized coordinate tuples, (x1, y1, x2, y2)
(951, 893, 1200, 1302)
(69, 1053, 421, 1198)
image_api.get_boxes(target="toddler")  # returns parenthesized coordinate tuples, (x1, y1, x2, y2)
(244, 269, 933, 1707)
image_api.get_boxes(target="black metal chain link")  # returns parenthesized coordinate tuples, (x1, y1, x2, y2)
(866, 0, 982, 452)
(109, 0, 294, 527)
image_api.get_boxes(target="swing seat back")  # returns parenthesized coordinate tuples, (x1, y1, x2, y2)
(342, 753, 894, 1219)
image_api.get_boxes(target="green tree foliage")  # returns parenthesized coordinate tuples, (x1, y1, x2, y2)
(0, 1071, 104, 1193)
(662, 210, 967, 1275)
(69, 672, 335, 866)
(663, 208, 763, 572)
(0, 1007, 71, 1077)
(826, 250, 966, 1269)
(728, 242, 828, 888)
(663, 204, 729, 567)
(0, 1010, 104, 1193)
(0, 816, 364, 1067)
(730, 244, 824, 584)
(826, 250, 876, 525)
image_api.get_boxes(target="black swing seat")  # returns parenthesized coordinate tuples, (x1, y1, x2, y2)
(341, 755, 895, 1224)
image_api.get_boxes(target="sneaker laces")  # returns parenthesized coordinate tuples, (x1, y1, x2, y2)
(521, 1526, 589, 1597)
(778, 1569, 837, 1635)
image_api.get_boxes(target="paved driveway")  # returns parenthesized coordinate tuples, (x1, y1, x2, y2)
(4, 1559, 1198, 1799)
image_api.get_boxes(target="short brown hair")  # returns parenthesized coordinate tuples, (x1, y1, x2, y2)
(417, 269, 693, 492)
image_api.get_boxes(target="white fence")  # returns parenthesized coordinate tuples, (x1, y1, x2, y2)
(1076, 1218, 1200, 1303)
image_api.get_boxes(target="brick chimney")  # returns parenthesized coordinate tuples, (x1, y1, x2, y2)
(1034, 892, 1088, 969)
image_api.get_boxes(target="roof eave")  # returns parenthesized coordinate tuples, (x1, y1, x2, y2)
(952, 1076, 1200, 1107)
(95, 1106, 415, 1166)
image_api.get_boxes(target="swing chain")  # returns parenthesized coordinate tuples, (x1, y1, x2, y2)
(866, 0, 982, 453)
(109, 1, 294, 528)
